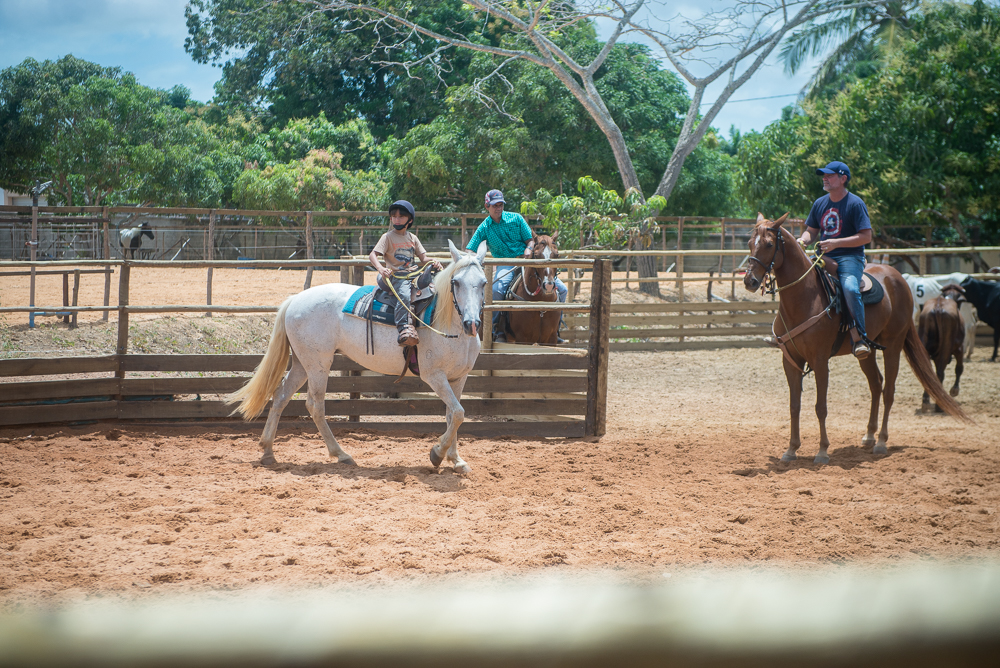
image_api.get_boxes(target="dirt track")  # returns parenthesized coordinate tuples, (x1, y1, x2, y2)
(1, 268, 999, 608)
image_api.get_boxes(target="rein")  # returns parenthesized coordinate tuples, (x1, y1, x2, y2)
(750, 226, 833, 375)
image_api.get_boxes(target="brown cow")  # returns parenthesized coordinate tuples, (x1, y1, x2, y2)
(918, 284, 966, 411)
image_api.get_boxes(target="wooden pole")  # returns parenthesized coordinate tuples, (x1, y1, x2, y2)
(206, 211, 215, 317)
(102, 207, 110, 322)
(71, 270, 80, 329)
(661, 223, 667, 272)
(29, 202, 37, 324)
(115, 262, 131, 404)
(461, 215, 468, 247)
(484, 265, 494, 351)
(62, 272, 69, 325)
(304, 211, 314, 290)
(921, 227, 931, 274)
(585, 259, 611, 438)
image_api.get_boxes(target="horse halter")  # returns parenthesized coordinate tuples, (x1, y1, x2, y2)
(450, 259, 485, 331)
(747, 226, 785, 295)
(523, 241, 558, 297)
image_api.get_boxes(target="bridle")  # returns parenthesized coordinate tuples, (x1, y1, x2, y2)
(746, 226, 785, 295)
(522, 240, 559, 297)
(449, 259, 485, 335)
(748, 226, 824, 295)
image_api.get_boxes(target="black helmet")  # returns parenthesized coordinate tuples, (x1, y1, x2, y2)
(389, 200, 415, 228)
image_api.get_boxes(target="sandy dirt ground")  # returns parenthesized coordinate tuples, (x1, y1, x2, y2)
(1, 267, 999, 610)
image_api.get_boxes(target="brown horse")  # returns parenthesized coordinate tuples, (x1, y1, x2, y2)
(506, 233, 561, 345)
(743, 213, 970, 464)
(918, 284, 966, 410)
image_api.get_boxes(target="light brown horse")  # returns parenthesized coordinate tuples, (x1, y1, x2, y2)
(744, 213, 970, 464)
(918, 284, 966, 410)
(506, 233, 561, 345)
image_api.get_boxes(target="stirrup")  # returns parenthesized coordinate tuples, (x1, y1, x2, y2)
(397, 325, 419, 346)
(852, 341, 871, 359)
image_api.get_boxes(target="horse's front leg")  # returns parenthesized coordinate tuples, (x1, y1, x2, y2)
(951, 351, 964, 397)
(424, 371, 470, 474)
(813, 360, 831, 465)
(781, 358, 803, 462)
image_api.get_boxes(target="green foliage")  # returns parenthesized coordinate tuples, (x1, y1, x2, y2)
(521, 176, 666, 250)
(232, 149, 389, 213)
(184, 0, 484, 138)
(738, 1, 1000, 241)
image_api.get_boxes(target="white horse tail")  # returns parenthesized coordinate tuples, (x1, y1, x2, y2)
(228, 297, 293, 419)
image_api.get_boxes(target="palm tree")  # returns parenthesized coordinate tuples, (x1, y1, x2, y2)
(780, 1, 919, 100)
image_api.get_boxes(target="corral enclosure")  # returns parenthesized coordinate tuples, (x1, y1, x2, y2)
(2, 212, 1000, 664)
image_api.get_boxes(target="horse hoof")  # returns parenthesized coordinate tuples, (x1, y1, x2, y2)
(339, 456, 357, 466)
(429, 447, 443, 468)
(873, 444, 888, 456)
(950, 388, 960, 397)
(780, 453, 797, 462)
(814, 454, 830, 465)
(454, 463, 471, 475)
(861, 436, 876, 447)
(261, 455, 276, 466)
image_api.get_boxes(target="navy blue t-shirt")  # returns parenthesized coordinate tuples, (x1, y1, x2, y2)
(805, 192, 871, 259)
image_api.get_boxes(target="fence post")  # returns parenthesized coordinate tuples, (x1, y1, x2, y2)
(675, 217, 684, 293)
(461, 215, 468, 247)
(921, 227, 931, 275)
(71, 269, 80, 329)
(102, 207, 110, 322)
(115, 262, 131, 405)
(206, 210, 215, 317)
(484, 265, 494, 352)
(304, 211, 314, 290)
(585, 259, 611, 437)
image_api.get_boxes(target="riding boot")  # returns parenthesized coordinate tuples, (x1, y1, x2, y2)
(397, 318, 419, 346)
(849, 327, 870, 359)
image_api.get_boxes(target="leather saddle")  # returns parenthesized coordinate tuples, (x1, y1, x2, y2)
(374, 263, 439, 322)
(821, 255, 877, 294)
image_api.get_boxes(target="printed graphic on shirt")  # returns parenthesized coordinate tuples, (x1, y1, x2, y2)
(374, 232, 425, 269)
(820, 207, 842, 238)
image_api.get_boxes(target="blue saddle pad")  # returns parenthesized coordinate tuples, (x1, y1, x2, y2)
(342, 285, 437, 328)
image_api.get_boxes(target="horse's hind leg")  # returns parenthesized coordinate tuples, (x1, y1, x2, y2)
(951, 352, 964, 397)
(303, 364, 355, 465)
(876, 347, 902, 455)
(259, 356, 308, 465)
(858, 355, 883, 448)
(812, 361, 831, 465)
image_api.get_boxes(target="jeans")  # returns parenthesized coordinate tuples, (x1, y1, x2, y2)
(836, 254, 866, 338)
(492, 267, 568, 336)
(388, 274, 414, 332)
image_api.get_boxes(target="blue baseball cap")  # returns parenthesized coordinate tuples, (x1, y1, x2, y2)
(816, 161, 851, 180)
(485, 189, 505, 207)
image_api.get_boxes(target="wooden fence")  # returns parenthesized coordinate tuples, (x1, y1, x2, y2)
(0, 258, 612, 438)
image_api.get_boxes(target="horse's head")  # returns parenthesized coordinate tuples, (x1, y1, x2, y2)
(941, 283, 967, 303)
(744, 212, 790, 293)
(530, 233, 560, 296)
(437, 239, 487, 337)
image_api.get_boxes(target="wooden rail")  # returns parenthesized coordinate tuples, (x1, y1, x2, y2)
(0, 259, 613, 438)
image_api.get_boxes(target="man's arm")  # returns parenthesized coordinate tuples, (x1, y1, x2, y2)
(817, 228, 872, 254)
(466, 224, 485, 253)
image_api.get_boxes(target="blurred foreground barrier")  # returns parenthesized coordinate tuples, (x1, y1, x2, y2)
(1, 566, 999, 666)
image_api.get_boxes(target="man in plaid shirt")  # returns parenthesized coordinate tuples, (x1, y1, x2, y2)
(467, 189, 567, 343)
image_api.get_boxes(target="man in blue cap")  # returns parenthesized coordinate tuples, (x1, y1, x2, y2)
(797, 161, 874, 358)
(467, 188, 567, 343)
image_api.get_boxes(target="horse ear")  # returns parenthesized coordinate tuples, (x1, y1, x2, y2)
(551, 230, 559, 242)
(756, 213, 766, 225)
(774, 213, 789, 226)
(448, 238, 462, 264)
(475, 240, 488, 265)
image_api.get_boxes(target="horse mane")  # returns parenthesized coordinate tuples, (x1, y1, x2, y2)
(431, 254, 478, 331)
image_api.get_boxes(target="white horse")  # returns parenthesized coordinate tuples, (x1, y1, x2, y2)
(229, 240, 488, 473)
(902, 272, 977, 359)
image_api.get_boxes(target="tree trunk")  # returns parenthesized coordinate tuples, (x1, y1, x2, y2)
(637, 254, 660, 297)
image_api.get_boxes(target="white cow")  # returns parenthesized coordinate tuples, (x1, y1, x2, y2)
(902, 272, 976, 359)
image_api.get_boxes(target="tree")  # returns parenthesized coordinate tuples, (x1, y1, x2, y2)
(780, 0, 918, 100)
(267, 0, 876, 294)
(739, 1, 1000, 258)
(233, 148, 389, 212)
(185, 0, 483, 138)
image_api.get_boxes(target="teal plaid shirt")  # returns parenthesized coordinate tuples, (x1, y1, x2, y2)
(466, 210, 533, 258)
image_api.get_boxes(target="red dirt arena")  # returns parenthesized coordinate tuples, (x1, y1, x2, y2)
(1, 267, 998, 609)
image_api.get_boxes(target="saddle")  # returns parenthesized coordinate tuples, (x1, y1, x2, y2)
(816, 259, 886, 356)
(373, 263, 439, 378)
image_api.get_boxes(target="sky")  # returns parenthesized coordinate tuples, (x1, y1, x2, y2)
(0, 0, 825, 139)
